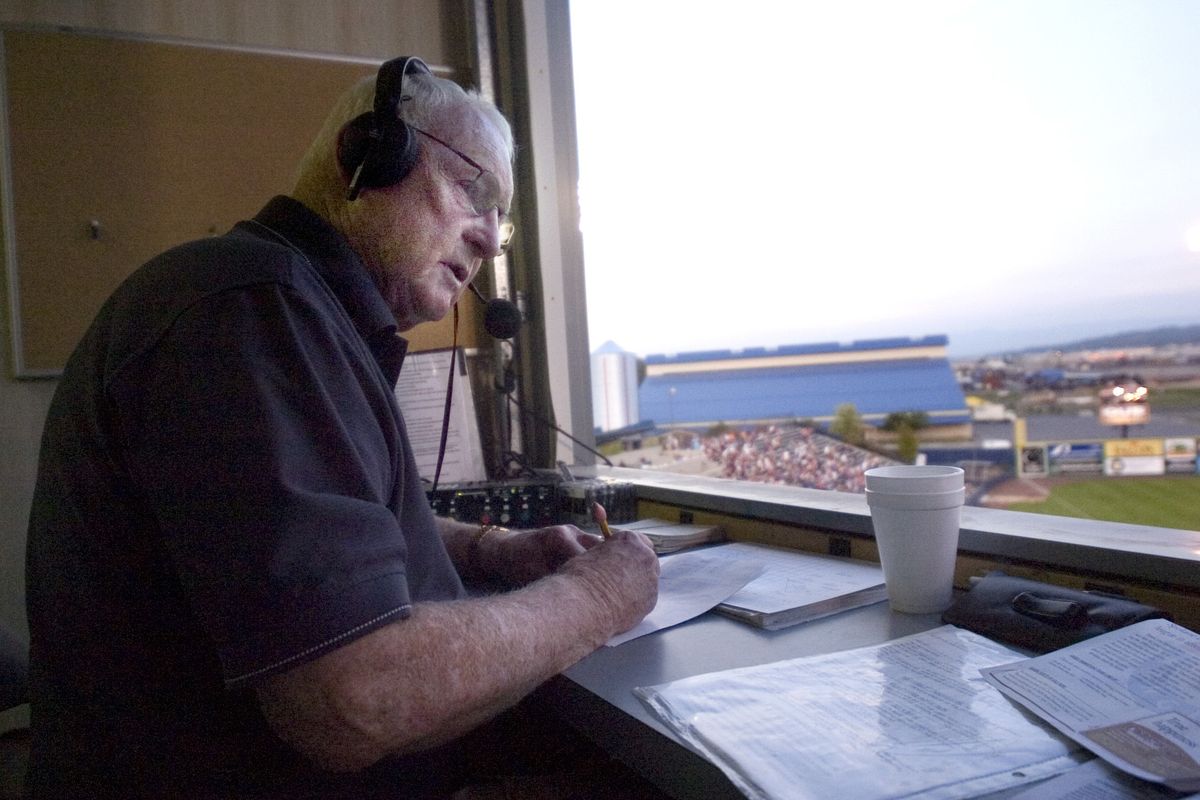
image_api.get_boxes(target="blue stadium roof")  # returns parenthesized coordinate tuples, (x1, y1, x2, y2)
(640, 357, 970, 427)
(643, 335, 949, 366)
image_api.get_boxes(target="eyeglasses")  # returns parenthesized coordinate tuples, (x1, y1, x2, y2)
(412, 127, 515, 254)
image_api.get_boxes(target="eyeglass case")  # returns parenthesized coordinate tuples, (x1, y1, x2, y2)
(942, 570, 1171, 653)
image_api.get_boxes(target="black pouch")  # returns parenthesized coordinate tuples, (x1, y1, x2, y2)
(941, 571, 1171, 653)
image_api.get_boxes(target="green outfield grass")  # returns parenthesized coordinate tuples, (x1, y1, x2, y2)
(1008, 475, 1200, 531)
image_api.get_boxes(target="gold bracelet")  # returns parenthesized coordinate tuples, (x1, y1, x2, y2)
(469, 523, 509, 573)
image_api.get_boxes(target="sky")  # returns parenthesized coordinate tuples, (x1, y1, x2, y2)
(569, 0, 1200, 359)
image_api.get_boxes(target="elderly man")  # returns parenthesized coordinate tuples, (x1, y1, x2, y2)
(26, 56, 660, 799)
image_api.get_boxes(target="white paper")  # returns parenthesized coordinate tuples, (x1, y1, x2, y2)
(636, 625, 1080, 800)
(1009, 759, 1197, 800)
(393, 348, 486, 484)
(982, 619, 1200, 793)
(606, 549, 765, 646)
(716, 541, 884, 614)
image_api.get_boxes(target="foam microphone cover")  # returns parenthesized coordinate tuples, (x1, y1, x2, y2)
(484, 298, 522, 340)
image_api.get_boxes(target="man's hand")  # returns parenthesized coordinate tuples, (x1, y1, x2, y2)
(477, 525, 659, 637)
(556, 530, 660, 636)
(477, 524, 601, 585)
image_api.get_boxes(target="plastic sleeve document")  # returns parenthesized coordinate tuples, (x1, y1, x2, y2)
(636, 625, 1082, 800)
(982, 619, 1200, 793)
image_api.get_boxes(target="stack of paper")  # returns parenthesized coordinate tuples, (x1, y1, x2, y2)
(618, 518, 726, 554)
(710, 542, 887, 630)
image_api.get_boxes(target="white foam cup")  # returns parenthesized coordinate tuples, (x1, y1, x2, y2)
(864, 465, 964, 495)
(864, 466, 965, 614)
(865, 488, 964, 510)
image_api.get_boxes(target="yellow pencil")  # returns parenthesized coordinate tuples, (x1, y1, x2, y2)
(591, 501, 612, 540)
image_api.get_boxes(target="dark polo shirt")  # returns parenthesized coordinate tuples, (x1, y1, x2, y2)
(25, 196, 465, 798)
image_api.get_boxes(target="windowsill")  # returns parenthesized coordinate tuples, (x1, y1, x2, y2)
(586, 466, 1200, 592)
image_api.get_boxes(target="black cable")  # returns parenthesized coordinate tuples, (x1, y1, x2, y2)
(504, 392, 614, 467)
(430, 305, 460, 494)
(497, 450, 541, 480)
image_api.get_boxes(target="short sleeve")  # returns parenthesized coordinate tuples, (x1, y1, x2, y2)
(109, 279, 414, 685)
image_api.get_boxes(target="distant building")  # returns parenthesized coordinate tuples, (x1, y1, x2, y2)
(638, 335, 972, 438)
(590, 341, 639, 432)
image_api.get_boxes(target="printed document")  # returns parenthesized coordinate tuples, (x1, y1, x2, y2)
(636, 625, 1081, 800)
(393, 348, 486, 484)
(982, 619, 1200, 793)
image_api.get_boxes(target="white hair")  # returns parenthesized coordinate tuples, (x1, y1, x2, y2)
(292, 65, 514, 201)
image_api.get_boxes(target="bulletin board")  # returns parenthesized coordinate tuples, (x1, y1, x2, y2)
(0, 27, 380, 376)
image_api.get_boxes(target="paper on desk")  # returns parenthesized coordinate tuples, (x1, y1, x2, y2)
(1008, 758, 1198, 800)
(717, 541, 883, 614)
(636, 625, 1081, 800)
(982, 619, 1200, 793)
(605, 549, 764, 647)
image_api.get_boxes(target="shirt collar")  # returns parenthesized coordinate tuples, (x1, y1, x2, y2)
(242, 196, 408, 383)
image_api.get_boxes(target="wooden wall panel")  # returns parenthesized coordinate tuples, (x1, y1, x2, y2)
(2, 28, 383, 372)
(0, 1, 458, 66)
(1, 1, 481, 375)
(3, 15, 484, 373)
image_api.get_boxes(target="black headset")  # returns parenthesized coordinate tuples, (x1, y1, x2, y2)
(338, 56, 431, 201)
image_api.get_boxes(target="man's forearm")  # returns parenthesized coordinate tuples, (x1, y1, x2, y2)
(257, 568, 614, 771)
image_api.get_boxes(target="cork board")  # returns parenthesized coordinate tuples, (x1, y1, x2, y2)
(1, 28, 381, 375)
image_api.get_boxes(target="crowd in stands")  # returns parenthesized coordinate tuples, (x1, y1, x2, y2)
(700, 425, 897, 493)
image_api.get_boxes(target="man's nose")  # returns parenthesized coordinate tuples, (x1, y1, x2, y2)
(465, 211, 503, 259)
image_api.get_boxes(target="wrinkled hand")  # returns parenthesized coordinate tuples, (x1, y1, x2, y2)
(478, 524, 602, 585)
(558, 530, 660, 637)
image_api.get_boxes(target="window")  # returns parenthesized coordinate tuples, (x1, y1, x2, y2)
(568, 1, 1200, 532)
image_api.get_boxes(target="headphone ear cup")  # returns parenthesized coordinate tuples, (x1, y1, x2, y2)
(338, 111, 421, 196)
(365, 122, 420, 189)
(340, 56, 431, 200)
(337, 112, 377, 180)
